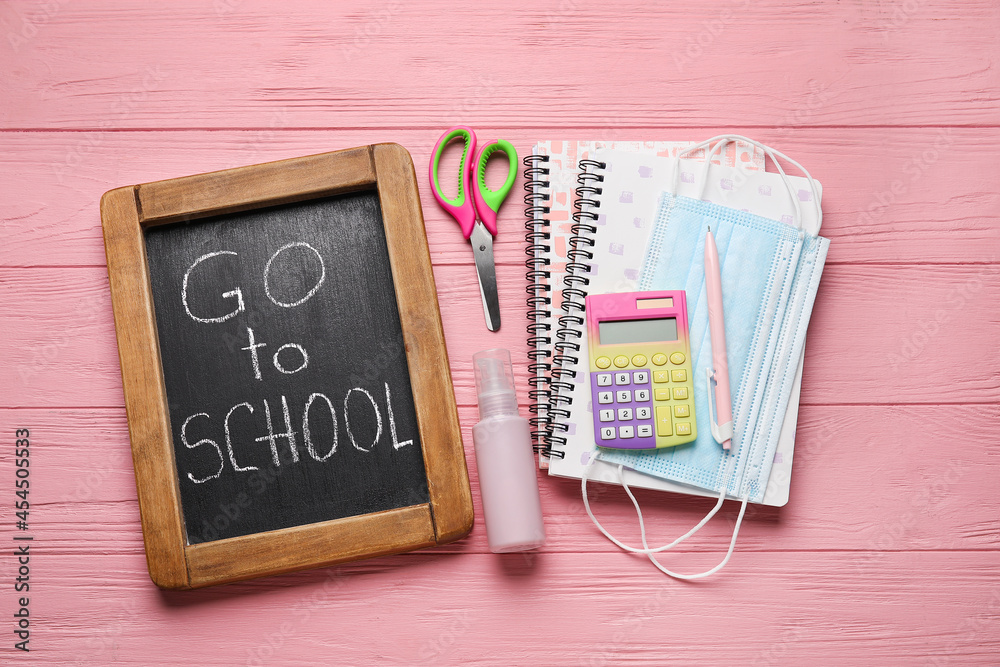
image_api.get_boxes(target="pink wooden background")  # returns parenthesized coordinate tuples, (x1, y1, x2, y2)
(1, 0, 999, 664)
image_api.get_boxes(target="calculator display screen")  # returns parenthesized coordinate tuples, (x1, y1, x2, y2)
(599, 317, 678, 345)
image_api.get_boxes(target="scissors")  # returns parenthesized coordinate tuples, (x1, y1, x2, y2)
(429, 126, 517, 331)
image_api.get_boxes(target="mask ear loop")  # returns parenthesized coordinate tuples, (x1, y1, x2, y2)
(672, 135, 823, 232)
(582, 450, 749, 579)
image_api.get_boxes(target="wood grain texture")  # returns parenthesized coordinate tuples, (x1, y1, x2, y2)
(185, 505, 436, 588)
(137, 146, 376, 224)
(3, 264, 998, 408)
(1, 1, 998, 129)
(100, 185, 188, 589)
(8, 552, 1000, 666)
(2, 129, 998, 267)
(4, 403, 998, 557)
(0, 0, 997, 661)
(373, 143, 474, 543)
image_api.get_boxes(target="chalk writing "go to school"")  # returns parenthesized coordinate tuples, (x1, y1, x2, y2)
(177, 242, 415, 486)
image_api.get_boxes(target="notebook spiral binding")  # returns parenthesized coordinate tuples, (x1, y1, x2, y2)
(548, 158, 605, 454)
(522, 153, 555, 457)
(522, 154, 606, 459)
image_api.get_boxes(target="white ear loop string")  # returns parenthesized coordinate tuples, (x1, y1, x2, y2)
(672, 134, 823, 232)
(582, 450, 749, 579)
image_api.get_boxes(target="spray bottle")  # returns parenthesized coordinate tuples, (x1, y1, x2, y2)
(472, 348, 546, 553)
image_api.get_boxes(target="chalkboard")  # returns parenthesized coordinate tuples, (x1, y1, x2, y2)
(145, 191, 429, 544)
(101, 145, 473, 589)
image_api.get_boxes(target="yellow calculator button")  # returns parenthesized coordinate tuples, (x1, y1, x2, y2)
(669, 352, 686, 365)
(596, 356, 612, 369)
(651, 353, 668, 366)
(675, 422, 692, 436)
(671, 369, 688, 382)
(653, 370, 670, 383)
(655, 406, 673, 436)
(654, 387, 671, 401)
(673, 387, 688, 400)
(674, 404, 690, 418)
(613, 355, 630, 368)
(631, 354, 647, 367)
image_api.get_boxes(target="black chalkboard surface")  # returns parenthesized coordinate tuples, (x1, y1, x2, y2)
(145, 192, 429, 543)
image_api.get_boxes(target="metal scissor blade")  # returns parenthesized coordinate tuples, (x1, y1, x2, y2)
(470, 222, 501, 331)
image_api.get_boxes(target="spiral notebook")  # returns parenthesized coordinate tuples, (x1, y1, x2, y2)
(521, 140, 763, 458)
(521, 141, 820, 506)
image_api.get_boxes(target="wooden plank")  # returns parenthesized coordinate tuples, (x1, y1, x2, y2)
(1, 129, 998, 268)
(373, 143, 474, 543)
(186, 505, 436, 588)
(137, 146, 376, 224)
(2, 264, 998, 408)
(4, 403, 998, 554)
(10, 551, 1000, 665)
(99, 186, 188, 589)
(0, 1, 998, 129)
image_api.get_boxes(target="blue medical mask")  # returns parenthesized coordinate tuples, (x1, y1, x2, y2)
(602, 194, 828, 501)
(584, 135, 828, 579)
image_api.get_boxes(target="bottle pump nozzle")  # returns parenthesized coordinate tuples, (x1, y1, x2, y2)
(473, 349, 519, 419)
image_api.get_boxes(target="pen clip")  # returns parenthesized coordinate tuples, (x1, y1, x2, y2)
(706, 368, 733, 446)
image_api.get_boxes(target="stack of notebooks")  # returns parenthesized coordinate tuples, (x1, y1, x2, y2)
(522, 140, 825, 507)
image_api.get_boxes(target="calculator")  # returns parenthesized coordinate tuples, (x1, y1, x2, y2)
(586, 290, 697, 449)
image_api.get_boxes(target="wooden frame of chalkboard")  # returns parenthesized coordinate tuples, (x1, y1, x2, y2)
(100, 144, 473, 589)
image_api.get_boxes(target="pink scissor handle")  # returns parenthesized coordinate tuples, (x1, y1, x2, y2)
(429, 126, 478, 239)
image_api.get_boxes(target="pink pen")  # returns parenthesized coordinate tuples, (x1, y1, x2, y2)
(704, 227, 733, 451)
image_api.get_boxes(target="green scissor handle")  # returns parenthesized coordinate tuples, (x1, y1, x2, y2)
(472, 139, 517, 236)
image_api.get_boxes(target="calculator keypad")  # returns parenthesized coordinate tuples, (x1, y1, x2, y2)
(591, 354, 696, 449)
